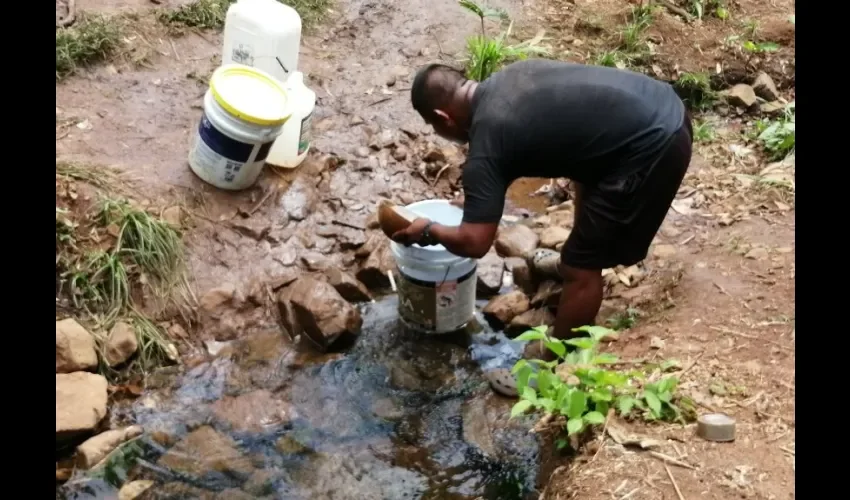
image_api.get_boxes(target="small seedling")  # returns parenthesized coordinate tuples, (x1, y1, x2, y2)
(689, 0, 729, 21)
(673, 71, 716, 111)
(606, 308, 640, 330)
(56, 14, 122, 80)
(693, 120, 716, 142)
(751, 102, 795, 160)
(510, 325, 693, 441)
(459, 0, 548, 81)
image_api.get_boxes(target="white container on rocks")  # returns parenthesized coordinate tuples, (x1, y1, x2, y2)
(266, 71, 316, 169)
(390, 200, 478, 334)
(222, 0, 303, 83)
(187, 64, 291, 190)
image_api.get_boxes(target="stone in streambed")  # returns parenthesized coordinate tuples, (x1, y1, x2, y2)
(508, 308, 556, 337)
(277, 277, 362, 350)
(495, 224, 538, 258)
(56, 318, 98, 373)
(476, 249, 505, 298)
(482, 290, 530, 326)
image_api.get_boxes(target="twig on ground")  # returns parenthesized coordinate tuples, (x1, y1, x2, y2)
(710, 325, 791, 351)
(664, 464, 686, 500)
(779, 445, 795, 455)
(649, 451, 696, 470)
(677, 351, 705, 379)
(590, 409, 614, 463)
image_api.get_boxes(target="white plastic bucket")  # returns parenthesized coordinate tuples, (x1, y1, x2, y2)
(390, 200, 477, 334)
(188, 64, 291, 190)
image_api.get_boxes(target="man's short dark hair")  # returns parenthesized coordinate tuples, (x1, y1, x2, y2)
(411, 64, 467, 121)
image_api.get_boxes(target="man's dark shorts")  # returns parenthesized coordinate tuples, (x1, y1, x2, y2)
(561, 113, 694, 270)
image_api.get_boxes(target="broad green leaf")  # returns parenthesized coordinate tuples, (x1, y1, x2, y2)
(593, 353, 618, 365)
(511, 359, 528, 374)
(564, 338, 595, 350)
(545, 340, 567, 358)
(743, 40, 757, 52)
(538, 397, 556, 413)
(566, 417, 584, 435)
(660, 359, 681, 371)
(595, 401, 610, 416)
(583, 411, 606, 425)
(644, 391, 662, 417)
(537, 369, 555, 397)
(516, 367, 533, 392)
(555, 439, 568, 449)
(657, 376, 679, 395)
(573, 325, 618, 341)
(658, 391, 672, 403)
(617, 396, 636, 416)
(515, 330, 546, 342)
(511, 400, 532, 418)
(566, 390, 588, 419)
(758, 42, 779, 52)
(715, 7, 729, 20)
(590, 388, 613, 402)
(578, 348, 593, 364)
(533, 325, 550, 334)
(521, 386, 538, 403)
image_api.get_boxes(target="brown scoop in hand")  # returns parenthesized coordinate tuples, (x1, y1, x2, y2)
(377, 199, 422, 239)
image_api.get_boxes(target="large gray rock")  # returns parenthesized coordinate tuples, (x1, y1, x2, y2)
(157, 426, 254, 480)
(56, 372, 108, 437)
(56, 318, 98, 373)
(104, 321, 138, 367)
(277, 277, 363, 350)
(476, 249, 505, 298)
(482, 290, 531, 326)
(494, 224, 538, 258)
(723, 84, 757, 109)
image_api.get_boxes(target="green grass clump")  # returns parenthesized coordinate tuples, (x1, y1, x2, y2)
(56, 14, 122, 80)
(459, 0, 548, 81)
(673, 71, 717, 111)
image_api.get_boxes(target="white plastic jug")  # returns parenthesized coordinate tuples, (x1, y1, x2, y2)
(222, 0, 302, 83)
(266, 71, 316, 169)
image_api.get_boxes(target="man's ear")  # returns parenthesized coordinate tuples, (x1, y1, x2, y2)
(434, 109, 452, 124)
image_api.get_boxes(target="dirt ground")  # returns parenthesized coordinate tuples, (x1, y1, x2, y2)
(56, 0, 795, 498)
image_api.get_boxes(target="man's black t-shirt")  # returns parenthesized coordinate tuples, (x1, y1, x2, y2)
(462, 59, 685, 224)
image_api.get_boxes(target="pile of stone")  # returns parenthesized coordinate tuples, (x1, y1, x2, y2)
(56, 318, 143, 475)
(721, 71, 787, 115)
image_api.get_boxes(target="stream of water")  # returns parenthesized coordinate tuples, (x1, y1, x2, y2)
(59, 297, 542, 500)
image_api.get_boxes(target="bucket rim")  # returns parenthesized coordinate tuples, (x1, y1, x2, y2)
(210, 64, 292, 127)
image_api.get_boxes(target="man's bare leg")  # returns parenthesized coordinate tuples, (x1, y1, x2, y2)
(524, 264, 603, 361)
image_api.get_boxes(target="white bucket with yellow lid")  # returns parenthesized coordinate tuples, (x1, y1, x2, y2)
(188, 64, 291, 190)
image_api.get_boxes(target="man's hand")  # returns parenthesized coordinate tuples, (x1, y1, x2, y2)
(391, 218, 434, 246)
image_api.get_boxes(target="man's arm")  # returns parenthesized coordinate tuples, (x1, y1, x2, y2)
(429, 221, 498, 259)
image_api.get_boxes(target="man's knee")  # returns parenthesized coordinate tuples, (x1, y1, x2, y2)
(558, 263, 601, 287)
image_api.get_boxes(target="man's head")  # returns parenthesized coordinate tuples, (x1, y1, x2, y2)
(411, 64, 476, 143)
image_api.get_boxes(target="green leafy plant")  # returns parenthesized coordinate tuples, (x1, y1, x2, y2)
(606, 307, 640, 330)
(459, 0, 548, 81)
(510, 325, 692, 440)
(594, 50, 629, 69)
(752, 101, 795, 160)
(673, 71, 717, 111)
(692, 119, 716, 142)
(689, 0, 729, 21)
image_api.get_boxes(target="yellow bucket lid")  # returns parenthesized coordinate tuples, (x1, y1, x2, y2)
(209, 64, 291, 127)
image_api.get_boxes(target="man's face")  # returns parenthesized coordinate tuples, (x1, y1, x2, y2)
(427, 111, 468, 144)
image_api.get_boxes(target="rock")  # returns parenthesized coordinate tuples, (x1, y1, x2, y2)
(104, 321, 138, 367)
(752, 71, 779, 101)
(277, 277, 363, 350)
(369, 129, 396, 150)
(356, 240, 395, 290)
(326, 268, 373, 302)
(355, 146, 371, 158)
(158, 426, 254, 480)
(531, 281, 562, 308)
(244, 469, 278, 496)
(279, 178, 318, 221)
(56, 372, 108, 437)
(56, 318, 98, 373)
(230, 219, 271, 240)
(301, 251, 331, 271)
(76, 425, 143, 469)
(423, 148, 446, 163)
(652, 244, 677, 259)
(211, 390, 293, 432)
(200, 283, 236, 313)
(482, 290, 531, 325)
(508, 308, 556, 337)
(760, 100, 785, 114)
(745, 247, 768, 260)
(723, 84, 757, 109)
(505, 257, 536, 294)
(462, 393, 534, 461)
(392, 145, 409, 161)
(539, 226, 571, 249)
(527, 248, 561, 279)
(495, 224, 539, 258)
(476, 250, 505, 298)
(161, 206, 183, 228)
(118, 480, 155, 500)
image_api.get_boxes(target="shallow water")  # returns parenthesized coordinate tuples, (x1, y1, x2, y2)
(59, 297, 540, 500)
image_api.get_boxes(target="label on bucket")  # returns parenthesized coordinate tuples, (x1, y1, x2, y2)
(397, 267, 476, 333)
(298, 112, 312, 156)
(190, 112, 274, 185)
